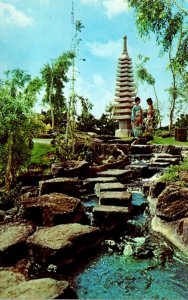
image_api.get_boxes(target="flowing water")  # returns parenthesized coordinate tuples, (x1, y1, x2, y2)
(74, 192, 188, 299)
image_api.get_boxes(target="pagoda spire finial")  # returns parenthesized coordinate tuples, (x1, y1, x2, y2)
(123, 36, 128, 55)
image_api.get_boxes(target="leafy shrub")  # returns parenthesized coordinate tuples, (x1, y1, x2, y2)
(159, 158, 188, 182)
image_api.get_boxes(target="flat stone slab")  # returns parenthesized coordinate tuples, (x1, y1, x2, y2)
(83, 177, 117, 191)
(39, 178, 82, 196)
(93, 205, 131, 232)
(97, 169, 132, 181)
(95, 182, 126, 197)
(131, 145, 152, 154)
(21, 193, 84, 226)
(0, 270, 77, 299)
(0, 222, 34, 265)
(99, 191, 132, 207)
(0, 270, 25, 294)
(153, 153, 180, 158)
(27, 223, 101, 267)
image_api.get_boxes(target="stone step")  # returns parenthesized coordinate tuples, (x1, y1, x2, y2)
(0, 222, 34, 266)
(0, 271, 77, 299)
(21, 193, 84, 226)
(83, 177, 117, 192)
(153, 153, 180, 159)
(150, 157, 180, 164)
(148, 162, 170, 168)
(93, 205, 131, 232)
(130, 145, 152, 154)
(99, 191, 132, 207)
(95, 182, 126, 197)
(27, 223, 101, 269)
(97, 169, 132, 181)
(39, 178, 81, 196)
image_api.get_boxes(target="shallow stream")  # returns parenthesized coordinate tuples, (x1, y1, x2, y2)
(75, 192, 188, 299)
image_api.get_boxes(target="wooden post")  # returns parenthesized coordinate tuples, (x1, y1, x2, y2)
(175, 128, 187, 142)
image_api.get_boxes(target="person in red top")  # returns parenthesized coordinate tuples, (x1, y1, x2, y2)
(145, 98, 155, 133)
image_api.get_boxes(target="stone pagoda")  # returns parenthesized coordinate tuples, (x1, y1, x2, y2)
(113, 36, 135, 137)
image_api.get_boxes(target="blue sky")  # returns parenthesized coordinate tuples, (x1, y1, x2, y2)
(0, 0, 176, 125)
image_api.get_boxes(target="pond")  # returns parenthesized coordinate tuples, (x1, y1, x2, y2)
(74, 252, 188, 299)
(74, 192, 188, 299)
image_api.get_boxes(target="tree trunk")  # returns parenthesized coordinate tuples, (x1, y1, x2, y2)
(49, 70, 55, 131)
(153, 84, 162, 127)
(169, 48, 177, 130)
(5, 132, 13, 192)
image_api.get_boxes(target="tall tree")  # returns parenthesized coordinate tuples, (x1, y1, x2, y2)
(41, 51, 74, 131)
(128, 0, 188, 129)
(0, 69, 43, 191)
(65, 19, 85, 152)
(135, 55, 162, 127)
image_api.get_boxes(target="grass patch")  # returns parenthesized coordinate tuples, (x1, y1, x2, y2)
(31, 143, 54, 166)
(159, 157, 188, 182)
(151, 136, 188, 146)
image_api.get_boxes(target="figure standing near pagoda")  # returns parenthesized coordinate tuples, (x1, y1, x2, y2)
(131, 97, 143, 137)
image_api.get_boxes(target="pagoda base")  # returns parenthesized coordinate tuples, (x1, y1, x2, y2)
(115, 128, 132, 138)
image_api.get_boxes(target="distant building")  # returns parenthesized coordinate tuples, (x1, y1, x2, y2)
(113, 36, 135, 137)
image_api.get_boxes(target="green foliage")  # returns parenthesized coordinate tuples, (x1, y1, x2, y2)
(128, 0, 188, 128)
(175, 114, 188, 128)
(151, 135, 188, 146)
(0, 184, 21, 211)
(41, 51, 74, 130)
(31, 143, 54, 166)
(159, 157, 188, 182)
(0, 69, 43, 191)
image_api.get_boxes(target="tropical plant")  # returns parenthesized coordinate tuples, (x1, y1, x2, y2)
(135, 55, 162, 127)
(41, 51, 74, 131)
(128, 0, 188, 129)
(0, 69, 43, 191)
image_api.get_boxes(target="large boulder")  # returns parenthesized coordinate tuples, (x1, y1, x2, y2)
(149, 180, 167, 198)
(151, 216, 188, 256)
(21, 193, 85, 226)
(99, 191, 132, 207)
(0, 270, 77, 299)
(97, 169, 132, 182)
(51, 160, 89, 177)
(156, 185, 188, 221)
(0, 222, 34, 266)
(27, 223, 101, 270)
(93, 205, 130, 232)
(39, 178, 82, 196)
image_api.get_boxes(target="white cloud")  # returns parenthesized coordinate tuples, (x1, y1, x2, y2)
(76, 74, 114, 117)
(103, 0, 129, 18)
(87, 39, 122, 58)
(80, 0, 129, 18)
(93, 74, 106, 86)
(0, 2, 33, 27)
(80, 0, 100, 5)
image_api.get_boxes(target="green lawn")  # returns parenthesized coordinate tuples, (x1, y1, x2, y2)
(31, 142, 54, 166)
(151, 136, 188, 146)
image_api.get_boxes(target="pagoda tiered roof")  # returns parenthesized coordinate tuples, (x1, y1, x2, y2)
(113, 36, 135, 122)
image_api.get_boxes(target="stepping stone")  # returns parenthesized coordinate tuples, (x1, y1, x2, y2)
(99, 191, 132, 207)
(149, 162, 170, 168)
(39, 178, 81, 196)
(0, 222, 34, 266)
(21, 193, 84, 226)
(153, 153, 180, 159)
(95, 182, 126, 197)
(27, 223, 101, 268)
(131, 145, 152, 154)
(97, 169, 132, 181)
(83, 177, 117, 191)
(0, 270, 77, 299)
(93, 205, 131, 232)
